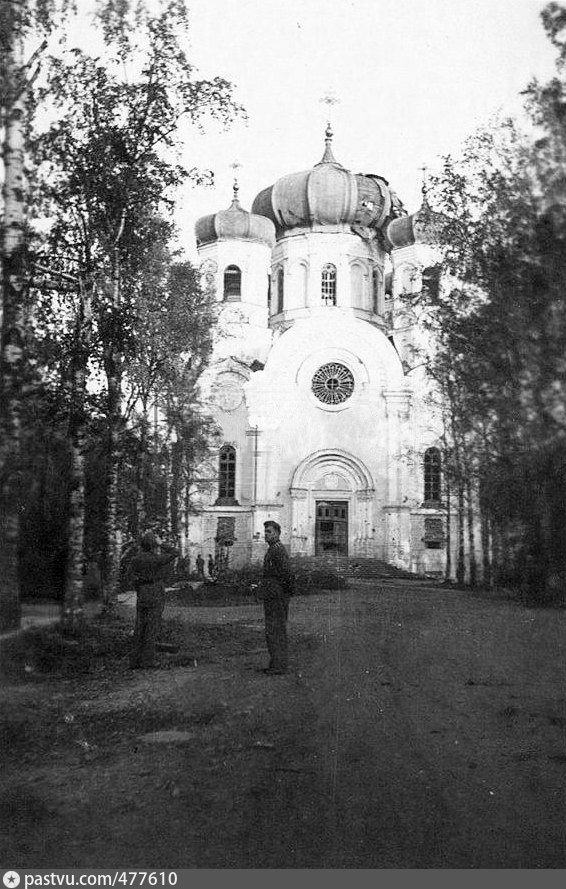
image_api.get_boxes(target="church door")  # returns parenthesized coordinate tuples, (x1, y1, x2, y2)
(315, 501, 348, 556)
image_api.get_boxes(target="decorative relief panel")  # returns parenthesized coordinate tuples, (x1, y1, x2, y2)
(212, 372, 245, 412)
(315, 472, 349, 490)
(199, 258, 218, 286)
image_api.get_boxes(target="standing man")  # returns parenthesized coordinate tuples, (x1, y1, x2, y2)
(261, 520, 294, 675)
(130, 531, 178, 669)
(196, 553, 205, 579)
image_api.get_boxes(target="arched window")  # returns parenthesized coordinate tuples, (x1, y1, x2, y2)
(223, 265, 241, 301)
(424, 447, 442, 503)
(322, 264, 337, 306)
(217, 445, 237, 503)
(276, 268, 284, 314)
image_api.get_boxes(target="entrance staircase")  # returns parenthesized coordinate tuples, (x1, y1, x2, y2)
(292, 554, 428, 582)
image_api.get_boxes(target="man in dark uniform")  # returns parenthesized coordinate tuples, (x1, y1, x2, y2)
(261, 520, 294, 675)
(130, 531, 178, 669)
(196, 553, 205, 578)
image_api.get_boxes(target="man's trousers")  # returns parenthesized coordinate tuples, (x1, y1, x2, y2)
(130, 602, 162, 668)
(263, 594, 290, 672)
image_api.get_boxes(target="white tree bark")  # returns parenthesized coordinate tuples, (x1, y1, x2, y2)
(0, 17, 26, 630)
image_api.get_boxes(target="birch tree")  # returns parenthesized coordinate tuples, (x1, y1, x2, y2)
(31, 0, 241, 611)
(0, 0, 62, 630)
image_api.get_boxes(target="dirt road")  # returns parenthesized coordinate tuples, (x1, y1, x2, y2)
(2, 581, 565, 868)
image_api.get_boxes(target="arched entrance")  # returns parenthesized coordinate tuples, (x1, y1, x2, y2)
(290, 450, 375, 557)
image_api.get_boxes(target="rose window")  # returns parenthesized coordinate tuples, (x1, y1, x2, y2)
(311, 363, 354, 405)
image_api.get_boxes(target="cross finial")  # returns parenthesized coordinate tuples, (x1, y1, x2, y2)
(230, 160, 241, 201)
(419, 163, 429, 196)
(317, 91, 341, 165)
(319, 89, 340, 123)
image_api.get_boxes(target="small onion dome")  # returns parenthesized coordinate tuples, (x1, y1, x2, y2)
(252, 125, 394, 232)
(385, 196, 444, 250)
(195, 182, 276, 248)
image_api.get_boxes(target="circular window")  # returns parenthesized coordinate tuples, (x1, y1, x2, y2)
(311, 363, 354, 405)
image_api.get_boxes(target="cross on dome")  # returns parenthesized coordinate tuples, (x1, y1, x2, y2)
(230, 160, 242, 202)
(319, 89, 341, 120)
(317, 92, 341, 166)
(419, 163, 429, 196)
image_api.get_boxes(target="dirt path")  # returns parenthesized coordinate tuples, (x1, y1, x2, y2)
(240, 586, 566, 867)
(2, 582, 565, 868)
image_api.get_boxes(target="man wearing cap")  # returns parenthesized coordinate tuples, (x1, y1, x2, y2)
(261, 520, 294, 675)
(129, 531, 179, 669)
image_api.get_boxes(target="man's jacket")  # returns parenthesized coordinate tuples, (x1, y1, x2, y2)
(262, 540, 294, 598)
(130, 548, 177, 607)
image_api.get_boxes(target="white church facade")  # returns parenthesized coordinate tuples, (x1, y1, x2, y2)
(189, 127, 447, 576)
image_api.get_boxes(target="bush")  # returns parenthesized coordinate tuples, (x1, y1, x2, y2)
(166, 560, 348, 607)
(167, 566, 262, 607)
(292, 563, 349, 593)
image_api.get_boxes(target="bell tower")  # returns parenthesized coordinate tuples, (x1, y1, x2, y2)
(195, 172, 276, 366)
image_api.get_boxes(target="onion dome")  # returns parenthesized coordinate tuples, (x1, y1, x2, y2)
(195, 180, 276, 248)
(252, 125, 395, 233)
(385, 191, 444, 250)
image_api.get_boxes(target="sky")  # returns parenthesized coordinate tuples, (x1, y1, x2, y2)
(68, 0, 558, 255)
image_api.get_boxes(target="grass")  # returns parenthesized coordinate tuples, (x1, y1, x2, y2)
(0, 620, 131, 678)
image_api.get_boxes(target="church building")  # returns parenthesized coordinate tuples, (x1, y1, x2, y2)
(190, 126, 446, 576)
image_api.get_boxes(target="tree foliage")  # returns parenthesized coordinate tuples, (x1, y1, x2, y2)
(2, 0, 242, 625)
(29, 0, 241, 610)
(415, 3, 566, 599)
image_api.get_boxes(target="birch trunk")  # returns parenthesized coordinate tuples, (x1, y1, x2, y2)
(102, 218, 125, 609)
(63, 435, 87, 627)
(465, 476, 477, 586)
(103, 345, 122, 608)
(0, 23, 26, 630)
(456, 481, 466, 585)
(104, 208, 126, 608)
(62, 278, 93, 632)
(479, 478, 492, 588)
(444, 476, 452, 583)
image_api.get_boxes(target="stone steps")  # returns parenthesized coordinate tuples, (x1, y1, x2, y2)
(292, 555, 423, 581)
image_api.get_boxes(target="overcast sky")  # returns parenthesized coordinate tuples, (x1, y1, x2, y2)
(70, 0, 558, 254)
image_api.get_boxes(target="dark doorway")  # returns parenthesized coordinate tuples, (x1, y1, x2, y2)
(315, 501, 348, 556)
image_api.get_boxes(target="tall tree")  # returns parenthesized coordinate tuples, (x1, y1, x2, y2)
(0, 0, 61, 630)
(31, 0, 241, 612)
(415, 2, 566, 597)
(122, 253, 218, 543)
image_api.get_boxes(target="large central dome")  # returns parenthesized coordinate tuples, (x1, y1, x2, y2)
(251, 125, 398, 235)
